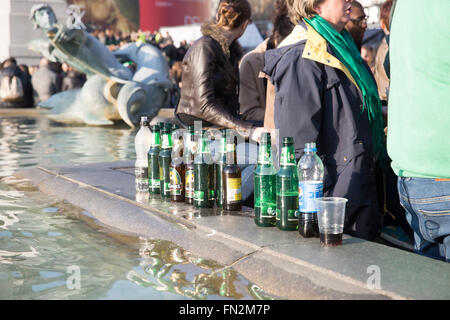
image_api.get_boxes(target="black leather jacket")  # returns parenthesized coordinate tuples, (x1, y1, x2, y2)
(176, 22, 254, 137)
(0, 65, 34, 108)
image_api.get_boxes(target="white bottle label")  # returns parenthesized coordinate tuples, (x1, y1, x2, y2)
(298, 181, 323, 213)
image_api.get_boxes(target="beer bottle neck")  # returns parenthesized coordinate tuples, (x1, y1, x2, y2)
(150, 131, 161, 147)
(189, 133, 197, 154)
(161, 132, 173, 149)
(257, 142, 273, 165)
(280, 144, 296, 166)
(220, 136, 227, 154)
(226, 142, 237, 165)
(198, 135, 210, 154)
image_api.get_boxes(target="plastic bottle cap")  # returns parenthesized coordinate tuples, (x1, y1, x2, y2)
(304, 142, 317, 152)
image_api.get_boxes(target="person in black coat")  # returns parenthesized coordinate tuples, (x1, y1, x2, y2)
(263, 0, 383, 241)
(176, 0, 263, 140)
(61, 63, 86, 91)
(0, 58, 34, 108)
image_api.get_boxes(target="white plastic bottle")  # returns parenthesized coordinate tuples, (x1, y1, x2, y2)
(135, 116, 152, 192)
(297, 142, 324, 236)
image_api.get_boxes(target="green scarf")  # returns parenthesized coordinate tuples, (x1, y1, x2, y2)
(305, 15, 385, 159)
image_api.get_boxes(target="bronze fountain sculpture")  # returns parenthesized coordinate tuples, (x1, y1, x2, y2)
(28, 4, 173, 127)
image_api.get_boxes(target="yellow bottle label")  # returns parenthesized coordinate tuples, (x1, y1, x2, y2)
(226, 178, 242, 202)
(185, 169, 194, 198)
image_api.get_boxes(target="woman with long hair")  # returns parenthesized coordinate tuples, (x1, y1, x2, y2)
(176, 0, 263, 140)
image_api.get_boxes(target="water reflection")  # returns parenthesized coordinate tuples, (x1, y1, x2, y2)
(0, 117, 135, 176)
(0, 117, 281, 300)
(136, 192, 254, 221)
(128, 238, 278, 300)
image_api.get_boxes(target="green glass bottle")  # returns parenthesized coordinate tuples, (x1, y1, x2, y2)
(184, 125, 196, 205)
(159, 123, 173, 199)
(158, 122, 165, 135)
(254, 132, 277, 227)
(148, 124, 161, 194)
(276, 137, 299, 231)
(215, 129, 227, 208)
(222, 135, 242, 211)
(194, 130, 214, 208)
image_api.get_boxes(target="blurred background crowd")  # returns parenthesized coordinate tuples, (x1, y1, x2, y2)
(0, 29, 189, 109)
(0, 0, 382, 111)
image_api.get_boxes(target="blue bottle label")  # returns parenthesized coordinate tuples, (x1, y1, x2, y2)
(298, 181, 323, 213)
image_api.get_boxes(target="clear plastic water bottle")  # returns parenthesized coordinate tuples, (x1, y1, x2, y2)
(297, 142, 324, 237)
(135, 116, 152, 192)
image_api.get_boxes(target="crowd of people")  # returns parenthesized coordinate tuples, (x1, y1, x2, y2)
(173, 0, 449, 262)
(1, 0, 448, 262)
(0, 56, 88, 109)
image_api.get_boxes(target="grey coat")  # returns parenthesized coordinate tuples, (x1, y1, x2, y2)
(263, 23, 382, 240)
(31, 65, 61, 104)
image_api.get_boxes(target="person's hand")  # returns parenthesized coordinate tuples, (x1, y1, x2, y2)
(249, 127, 268, 144)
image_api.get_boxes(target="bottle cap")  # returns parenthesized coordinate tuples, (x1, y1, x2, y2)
(304, 142, 317, 152)
(140, 116, 148, 126)
(151, 124, 159, 132)
(283, 137, 294, 145)
(188, 125, 195, 133)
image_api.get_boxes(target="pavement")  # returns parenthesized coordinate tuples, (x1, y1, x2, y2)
(13, 161, 450, 300)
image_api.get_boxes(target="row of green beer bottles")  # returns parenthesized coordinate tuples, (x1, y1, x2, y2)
(147, 124, 242, 211)
(192, 127, 242, 211)
(254, 133, 299, 231)
(147, 122, 174, 198)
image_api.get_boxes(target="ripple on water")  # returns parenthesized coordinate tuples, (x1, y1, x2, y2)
(0, 117, 283, 300)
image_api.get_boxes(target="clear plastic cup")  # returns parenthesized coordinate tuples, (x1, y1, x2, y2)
(316, 197, 348, 246)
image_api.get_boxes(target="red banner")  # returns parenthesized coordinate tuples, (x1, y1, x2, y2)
(140, 0, 212, 31)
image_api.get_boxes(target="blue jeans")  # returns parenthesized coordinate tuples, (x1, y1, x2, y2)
(398, 177, 450, 262)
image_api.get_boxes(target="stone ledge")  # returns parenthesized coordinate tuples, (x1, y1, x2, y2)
(13, 161, 450, 300)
